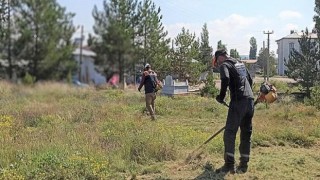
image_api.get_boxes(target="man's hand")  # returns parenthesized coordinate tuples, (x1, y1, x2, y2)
(215, 95, 224, 104)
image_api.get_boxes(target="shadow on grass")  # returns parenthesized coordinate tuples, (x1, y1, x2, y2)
(194, 163, 228, 180)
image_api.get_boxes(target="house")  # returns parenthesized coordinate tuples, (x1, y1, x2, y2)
(276, 30, 317, 76)
(241, 59, 257, 79)
(72, 48, 106, 85)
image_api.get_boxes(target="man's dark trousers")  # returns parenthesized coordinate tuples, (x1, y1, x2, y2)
(223, 98, 254, 165)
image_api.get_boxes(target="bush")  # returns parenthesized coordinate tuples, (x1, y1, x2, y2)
(22, 72, 35, 85)
(200, 71, 219, 98)
(307, 84, 320, 109)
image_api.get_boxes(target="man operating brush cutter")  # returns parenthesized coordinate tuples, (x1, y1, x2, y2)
(185, 50, 278, 173)
(213, 49, 255, 174)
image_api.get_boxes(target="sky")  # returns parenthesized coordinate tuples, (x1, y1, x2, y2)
(57, 0, 316, 56)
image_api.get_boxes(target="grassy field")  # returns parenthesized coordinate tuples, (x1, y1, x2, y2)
(0, 81, 319, 179)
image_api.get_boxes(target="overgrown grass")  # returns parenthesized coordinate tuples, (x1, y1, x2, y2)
(0, 81, 319, 179)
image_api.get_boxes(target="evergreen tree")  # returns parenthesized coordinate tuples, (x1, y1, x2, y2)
(0, 0, 11, 79)
(313, 0, 320, 38)
(12, 0, 76, 81)
(92, 0, 138, 83)
(249, 37, 257, 59)
(0, 0, 8, 40)
(285, 28, 320, 97)
(172, 27, 201, 82)
(136, 0, 170, 79)
(199, 23, 212, 68)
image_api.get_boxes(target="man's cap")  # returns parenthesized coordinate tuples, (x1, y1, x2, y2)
(144, 63, 151, 68)
(214, 49, 227, 57)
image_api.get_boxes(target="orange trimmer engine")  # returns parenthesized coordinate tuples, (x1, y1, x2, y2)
(256, 82, 278, 104)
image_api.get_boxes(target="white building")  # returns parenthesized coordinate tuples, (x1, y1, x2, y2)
(72, 48, 106, 85)
(276, 31, 317, 76)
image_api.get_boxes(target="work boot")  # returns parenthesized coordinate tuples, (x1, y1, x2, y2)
(215, 163, 236, 174)
(236, 162, 248, 174)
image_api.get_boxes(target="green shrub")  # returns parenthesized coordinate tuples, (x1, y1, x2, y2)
(306, 84, 320, 109)
(200, 71, 219, 98)
(22, 72, 35, 85)
(66, 70, 72, 84)
(310, 126, 320, 138)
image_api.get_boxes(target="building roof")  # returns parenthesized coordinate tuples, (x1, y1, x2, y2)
(276, 32, 317, 42)
(72, 48, 96, 57)
(241, 59, 257, 64)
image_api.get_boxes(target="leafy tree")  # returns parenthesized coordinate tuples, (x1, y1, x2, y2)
(199, 23, 212, 68)
(285, 28, 320, 97)
(12, 0, 76, 81)
(92, 0, 138, 83)
(249, 37, 257, 59)
(172, 27, 201, 82)
(258, 47, 277, 78)
(257, 47, 267, 75)
(230, 49, 240, 58)
(86, 33, 96, 47)
(268, 51, 277, 76)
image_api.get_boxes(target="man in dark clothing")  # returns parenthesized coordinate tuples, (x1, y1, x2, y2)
(213, 49, 255, 174)
(138, 63, 161, 120)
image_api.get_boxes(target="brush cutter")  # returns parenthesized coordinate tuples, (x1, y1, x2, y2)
(185, 102, 229, 163)
(185, 99, 261, 164)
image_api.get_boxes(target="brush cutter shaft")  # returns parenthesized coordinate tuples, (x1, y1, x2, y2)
(203, 126, 225, 145)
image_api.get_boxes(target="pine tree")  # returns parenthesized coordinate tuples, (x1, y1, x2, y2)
(285, 29, 320, 97)
(172, 27, 201, 82)
(313, 0, 320, 38)
(0, 0, 11, 79)
(92, 0, 138, 83)
(136, 0, 170, 79)
(0, 0, 8, 40)
(12, 0, 76, 81)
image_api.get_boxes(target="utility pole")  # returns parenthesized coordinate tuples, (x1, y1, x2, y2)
(79, 25, 84, 82)
(263, 41, 266, 81)
(143, 24, 146, 65)
(264, 30, 273, 82)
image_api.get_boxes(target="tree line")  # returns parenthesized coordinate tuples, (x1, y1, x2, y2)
(0, 0, 262, 84)
(1, 0, 318, 89)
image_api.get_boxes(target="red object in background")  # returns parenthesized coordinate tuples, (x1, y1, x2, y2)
(108, 73, 119, 86)
(212, 56, 218, 67)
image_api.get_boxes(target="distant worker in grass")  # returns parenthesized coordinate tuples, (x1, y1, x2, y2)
(138, 63, 162, 120)
(213, 49, 255, 174)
